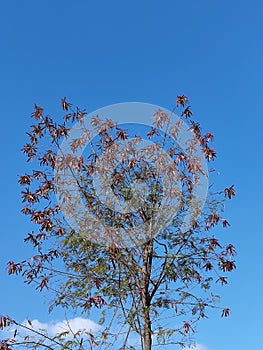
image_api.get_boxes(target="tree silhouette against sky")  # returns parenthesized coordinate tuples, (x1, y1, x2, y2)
(1, 96, 236, 350)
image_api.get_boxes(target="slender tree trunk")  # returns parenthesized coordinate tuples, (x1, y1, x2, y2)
(141, 239, 153, 350)
(143, 307, 152, 350)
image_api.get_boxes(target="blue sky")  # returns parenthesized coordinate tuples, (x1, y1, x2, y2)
(0, 0, 262, 349)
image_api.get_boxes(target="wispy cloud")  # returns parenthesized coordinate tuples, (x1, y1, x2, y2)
(2, 317, 100, 339)
(184, 344, 207, 350)
(26, 317, 100, 336)
(1, 317, 100, 348)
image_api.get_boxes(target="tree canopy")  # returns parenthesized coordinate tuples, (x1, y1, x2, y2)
(1, 96, 236, 350)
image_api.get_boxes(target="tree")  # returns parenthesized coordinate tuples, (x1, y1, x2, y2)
(2, 96, 236, 350)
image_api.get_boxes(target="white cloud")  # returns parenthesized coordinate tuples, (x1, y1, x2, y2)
(184, 344, 207, 350)
(24, 317, 100, 337)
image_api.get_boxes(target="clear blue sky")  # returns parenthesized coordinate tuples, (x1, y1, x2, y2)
(0, 0, 262, 349)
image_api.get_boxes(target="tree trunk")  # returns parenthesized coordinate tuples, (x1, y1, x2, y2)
(141, 239, 153, 350)
(143, 308, 152, 350)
